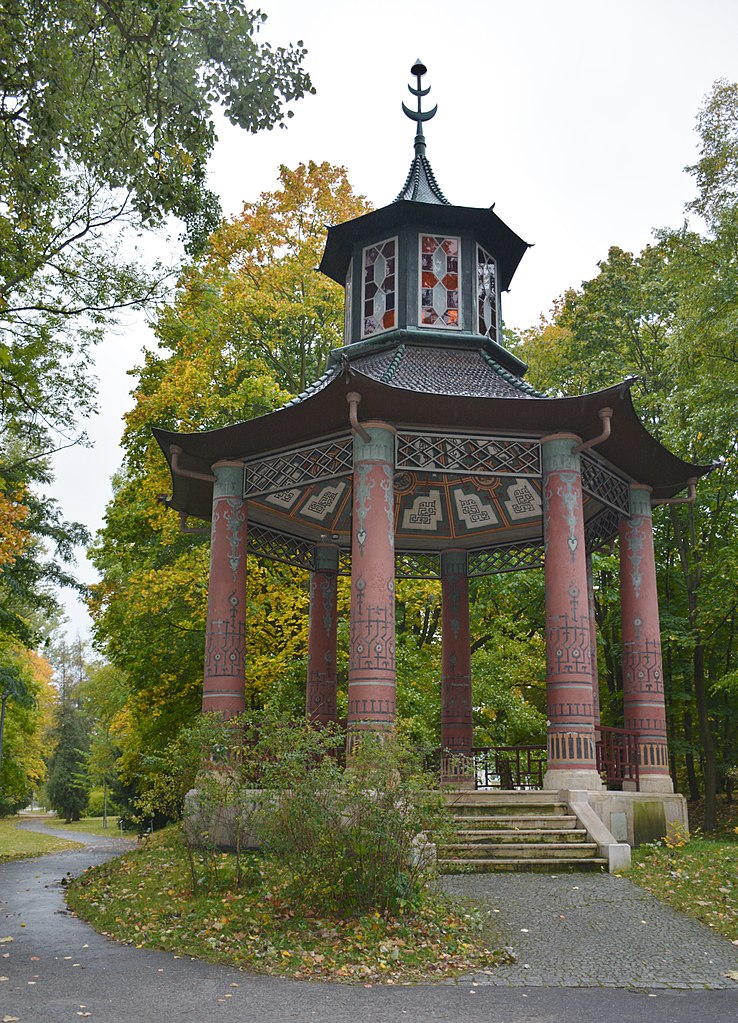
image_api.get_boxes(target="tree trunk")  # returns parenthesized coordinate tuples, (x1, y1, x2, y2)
(693, 642, 718, 831)
(683, 710, 701, 801)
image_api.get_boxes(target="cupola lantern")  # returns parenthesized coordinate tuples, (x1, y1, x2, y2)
(318, 61, 531, 378)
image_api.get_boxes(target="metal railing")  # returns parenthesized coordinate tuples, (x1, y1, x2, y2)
(595, 726, 640, 790)
(439, 746, 547, 790)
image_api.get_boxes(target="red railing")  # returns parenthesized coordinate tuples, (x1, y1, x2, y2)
(440, 746, 547, 790)
(595, 726, 640, 790)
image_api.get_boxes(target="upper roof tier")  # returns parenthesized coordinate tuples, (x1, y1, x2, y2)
(318, 62, 531, 366)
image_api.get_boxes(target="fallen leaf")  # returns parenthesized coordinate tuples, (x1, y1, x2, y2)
(0, 938, 13, 944)
(3, 1016, 20, 1022)
(726, 971, 738, 982)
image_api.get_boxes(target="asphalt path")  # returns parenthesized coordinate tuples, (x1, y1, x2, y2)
(1, 821, 738, 1023)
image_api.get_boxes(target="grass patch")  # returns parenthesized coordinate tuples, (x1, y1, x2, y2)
(45, 815, 123, 838)
(0, 817, 81, 862)
(630, 829, 738, 942)
(67, 828, 512, 983)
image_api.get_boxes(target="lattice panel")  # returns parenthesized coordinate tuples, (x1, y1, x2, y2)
(584, 505, 622, 553)
(468, 541, 545, 577)
(395, 552, 442, 579)
(580, 453, 630, 513)
(247, 523, 315, 571)
(338, 549, 352, 577)
(244, 434, 353, 498)
(395, 432, 540, 478)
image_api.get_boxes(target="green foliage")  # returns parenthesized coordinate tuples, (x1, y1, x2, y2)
(0, 1, 313, 697)
(46, 704, 91, 822)
(260, 732, 447, 917)
(89, 163, 368, 801)
(0, 643, 55, 814)
(136, 714, 446, 917)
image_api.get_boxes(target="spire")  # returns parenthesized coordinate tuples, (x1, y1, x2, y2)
(394, 60, 450, 205)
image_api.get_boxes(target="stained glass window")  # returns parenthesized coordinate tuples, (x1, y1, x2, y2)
(362, 238, 397, 337)
(477, 244, 497, 340)
(344, 259, 353, 344)
(419, 235, 460, 328)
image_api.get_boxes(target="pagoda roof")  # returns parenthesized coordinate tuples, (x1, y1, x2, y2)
(154, 369, 711, 525)
(394, 151, 450, 204)
(318, 199, 530, 294)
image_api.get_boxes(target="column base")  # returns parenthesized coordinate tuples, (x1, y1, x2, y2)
(636, 774, 675, 794)
(543, 768, 604, 791)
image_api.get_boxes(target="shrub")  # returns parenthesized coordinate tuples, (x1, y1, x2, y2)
(258, 731, 448, 917)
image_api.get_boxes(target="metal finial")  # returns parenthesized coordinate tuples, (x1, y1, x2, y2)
(402, 59, 437, 155)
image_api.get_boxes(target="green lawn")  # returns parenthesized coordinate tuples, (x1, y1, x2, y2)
(67, 827, 512, 984)
(44, 815, 124, 838)
(628, 798, 738, 942)
(0, 817, 81, 861)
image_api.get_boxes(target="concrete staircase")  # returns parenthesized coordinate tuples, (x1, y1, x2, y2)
(438, 790, 609, 873)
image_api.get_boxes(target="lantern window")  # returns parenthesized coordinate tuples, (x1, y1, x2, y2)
(477, 244, 498, 341)
(419, 235, 460, 328)
(362, 238, 397, 337)
(344, 259, 353, 344)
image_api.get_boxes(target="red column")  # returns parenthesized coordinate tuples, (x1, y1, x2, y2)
(620, 484, 673, 792)
(203, 461, 247, 717)
(306, 544, 339, 725)
(441, 550, 473, 758)
(541, 435, 602, 790)
(586, 554, 601, 730)
(347, 424, 396, 748)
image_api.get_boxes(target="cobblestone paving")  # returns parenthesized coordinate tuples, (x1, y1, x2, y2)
(440, 872, 738, 989)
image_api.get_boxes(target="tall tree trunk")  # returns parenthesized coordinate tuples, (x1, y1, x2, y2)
(670, 504, 718, 829)
(683, 709, 701, 801)
(693, 643, 717, 831)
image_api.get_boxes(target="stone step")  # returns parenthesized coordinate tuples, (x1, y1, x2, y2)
(452, 828, 588, 844)
(439, 841, 600, 860)
(449, 814, 579, 830)
(445, 790, 563, 804)
(448, 801, 569, 817)
(439, 856, 608, 874)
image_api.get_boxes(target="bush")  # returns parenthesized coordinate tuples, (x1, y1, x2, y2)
(85, 787, 119, 818)
(258, 731, 448, 917)
(138, 713, 450, 916)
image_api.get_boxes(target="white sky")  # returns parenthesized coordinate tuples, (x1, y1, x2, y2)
(51, 0, 738, 638)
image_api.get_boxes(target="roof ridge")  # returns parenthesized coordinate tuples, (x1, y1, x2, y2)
(480, 351, 546, 398)
(394, 153, 450, 205)
(381, 344, 406, 383)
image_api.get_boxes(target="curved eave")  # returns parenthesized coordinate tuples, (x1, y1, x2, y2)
(319, 200, 530, 292)
(154, 374, 711, 522)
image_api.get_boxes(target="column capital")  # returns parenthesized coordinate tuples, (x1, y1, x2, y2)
(628, 484, 653, 519)
(441, 549, 468, 576)
(212, 461, 244, 499)
(541, 434, 583, 473)
(353, 423, 396, 464)
(314, 544, 340, 573)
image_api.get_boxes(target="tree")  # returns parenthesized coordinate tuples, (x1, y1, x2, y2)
(0, 1, 313, 438)
(0, 644, 56, 814)
(513, 212, 738, 828)
(46, 703, 91, 822)
(89, 163, 368, 790)
(0, 3, 314, 667)
(0, 658, 32, 802)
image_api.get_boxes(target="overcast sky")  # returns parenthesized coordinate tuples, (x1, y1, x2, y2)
(52, 0, 738, 638)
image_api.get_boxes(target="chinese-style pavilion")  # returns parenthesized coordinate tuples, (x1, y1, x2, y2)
(155, 62, 710, 796)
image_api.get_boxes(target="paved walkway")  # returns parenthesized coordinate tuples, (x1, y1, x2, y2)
(441, 872, 738, 989)
(1, 821, 738, 1023)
